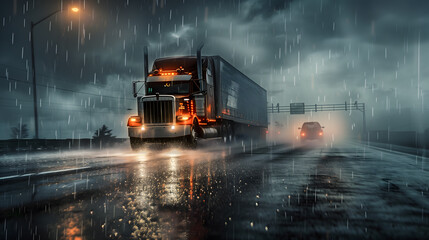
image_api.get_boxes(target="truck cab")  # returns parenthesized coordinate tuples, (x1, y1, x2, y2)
(127, 57, 207, 149)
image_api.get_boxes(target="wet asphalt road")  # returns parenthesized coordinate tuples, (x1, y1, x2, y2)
(1, 140, 429, 239)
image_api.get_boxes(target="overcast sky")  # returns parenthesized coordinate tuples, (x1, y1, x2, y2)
(0, 0, 428, 139)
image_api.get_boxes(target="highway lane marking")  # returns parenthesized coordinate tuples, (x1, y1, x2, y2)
(0, 166, 91, 182)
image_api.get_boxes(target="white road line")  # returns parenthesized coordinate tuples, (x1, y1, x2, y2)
(0, 166, 91, 181)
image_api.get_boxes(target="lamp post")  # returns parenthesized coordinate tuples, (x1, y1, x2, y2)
(30, 7, 79, 139)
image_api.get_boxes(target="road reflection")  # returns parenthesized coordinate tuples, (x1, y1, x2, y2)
(124, 147, 227, 239)
(54, 205, 83, 240)
(1, 145, 237, 240)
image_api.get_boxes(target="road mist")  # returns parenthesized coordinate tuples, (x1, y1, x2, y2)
(267, 112, 351, 146)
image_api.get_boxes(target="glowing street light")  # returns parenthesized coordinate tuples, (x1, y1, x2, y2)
(30, 7, 80, 139)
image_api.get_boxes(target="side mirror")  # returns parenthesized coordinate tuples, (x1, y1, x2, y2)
(298, 127, 301, 130)
(322, 126, 325, 128)
(132, 82, 137, 98)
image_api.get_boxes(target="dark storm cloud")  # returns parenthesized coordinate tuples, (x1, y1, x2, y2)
(1, 0, 429, 139)
(235, 0, 293, 22)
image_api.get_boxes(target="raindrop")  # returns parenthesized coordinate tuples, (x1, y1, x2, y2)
(229, 22, 233, 40)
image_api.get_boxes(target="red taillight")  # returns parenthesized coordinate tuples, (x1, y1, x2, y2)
(301, 132, 306, 137)
(319, 132, 323, 136)
(127, 116, 142, 127)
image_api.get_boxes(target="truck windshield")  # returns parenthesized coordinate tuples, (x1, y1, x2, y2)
(147, 81, 189, 94)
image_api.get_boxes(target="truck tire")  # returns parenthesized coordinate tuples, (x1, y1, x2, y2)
(222, 123, 228, 143)
(130, 138, 144, 151)
(227, 123, 234, 143)
(187, 120, 198, 148)
(222, 122, 233, 144)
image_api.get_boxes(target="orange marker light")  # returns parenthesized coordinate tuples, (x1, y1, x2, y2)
(127, 116, 142, 127)
(160, 72, 177, 76)
(71, 7, 79, 12)
(176, 115, 190, 121)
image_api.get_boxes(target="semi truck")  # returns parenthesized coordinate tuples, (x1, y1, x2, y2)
(127, 45, 267, 149)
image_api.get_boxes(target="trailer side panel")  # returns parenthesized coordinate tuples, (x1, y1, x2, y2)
(212, 56, 267, 127)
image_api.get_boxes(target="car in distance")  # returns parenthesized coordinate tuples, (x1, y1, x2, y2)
(298, 122, 324, 141)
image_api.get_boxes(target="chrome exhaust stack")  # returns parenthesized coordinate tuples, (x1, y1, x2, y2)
(197, 43, 204, 91)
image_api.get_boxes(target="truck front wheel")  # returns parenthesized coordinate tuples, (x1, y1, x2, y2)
(187, 121, 198, 148)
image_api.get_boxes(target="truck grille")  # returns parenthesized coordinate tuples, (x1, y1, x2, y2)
(143, 100, 174, 123)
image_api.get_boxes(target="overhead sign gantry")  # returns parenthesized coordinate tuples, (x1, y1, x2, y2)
(268, 101, 366, 133)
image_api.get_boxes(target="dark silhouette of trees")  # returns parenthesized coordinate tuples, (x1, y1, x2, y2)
(93, 125, 116, 147)
(10, 124, 29, 139)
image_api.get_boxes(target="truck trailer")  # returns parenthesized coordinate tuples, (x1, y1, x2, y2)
(127, 46, 267, 149)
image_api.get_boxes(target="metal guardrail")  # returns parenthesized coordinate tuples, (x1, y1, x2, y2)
(268, 102, 365, 113)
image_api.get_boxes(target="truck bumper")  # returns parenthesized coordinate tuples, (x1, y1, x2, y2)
(128, 125, 191, 139)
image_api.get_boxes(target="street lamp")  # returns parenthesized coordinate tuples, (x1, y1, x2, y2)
(30, 7, 79, 139)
